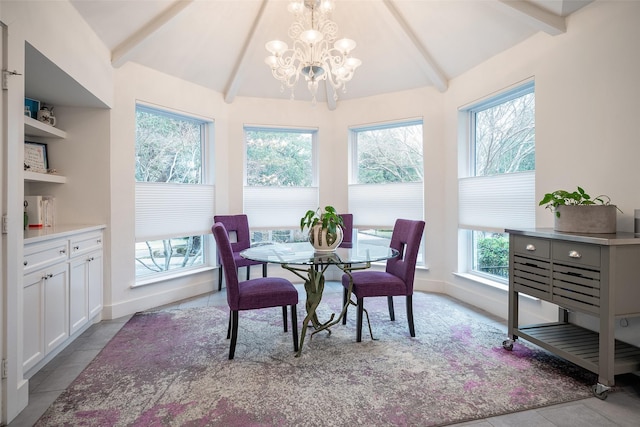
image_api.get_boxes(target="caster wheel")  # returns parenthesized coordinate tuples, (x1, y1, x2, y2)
(502, 339, 514, 351)
(591, 384, 609, 400)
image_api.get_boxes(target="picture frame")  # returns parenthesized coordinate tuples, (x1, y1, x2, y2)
(24, 98, 40, 119)
(24, 141, 48, 173)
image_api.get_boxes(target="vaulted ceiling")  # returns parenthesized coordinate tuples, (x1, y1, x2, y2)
(68, 0, 593, 109)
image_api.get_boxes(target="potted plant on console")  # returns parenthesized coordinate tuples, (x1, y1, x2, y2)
(539, 186, 621, 233)
(300, 205, 345, 252)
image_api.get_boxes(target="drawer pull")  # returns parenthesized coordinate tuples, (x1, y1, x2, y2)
(59, 249, 66, 255)
(569, 250, 582, 259)
(97, 239, 102, 244)
(525, 244, 536, 251)
(24, 260, 28, 266)
(73, 245, 80, 250)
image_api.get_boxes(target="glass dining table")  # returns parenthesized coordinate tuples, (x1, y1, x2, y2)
(241, 241, 399, 356)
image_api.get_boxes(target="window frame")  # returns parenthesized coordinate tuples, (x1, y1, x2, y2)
(243, 125, 319, 232)
(459, 81, 535, 283)
(134, 103, 215, 284)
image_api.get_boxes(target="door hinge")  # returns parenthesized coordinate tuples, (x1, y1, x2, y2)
(2, 69, 22, 90)
(1, 359, 7, 379)
(2, 214, 8, 234)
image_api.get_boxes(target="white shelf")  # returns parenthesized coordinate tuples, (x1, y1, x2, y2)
(24, 171, 67, 184)
(24, 116, 67, 139)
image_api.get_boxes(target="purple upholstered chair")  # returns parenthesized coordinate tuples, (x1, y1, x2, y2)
(214, 214, 267, 291)
(338, 214, 353, 248)
(212, 222, 299, 359)
(341, 219, 425, 342)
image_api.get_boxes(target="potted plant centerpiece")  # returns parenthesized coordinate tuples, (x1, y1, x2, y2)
(300, 205, 345, 252)
(539, 186, 621, 233)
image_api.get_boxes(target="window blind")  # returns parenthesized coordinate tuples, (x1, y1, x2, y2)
(244, 186, 319, 229)
(135, 182, 215, 242)
(348, 182, 424, 228)
(458, 171, 535, 232)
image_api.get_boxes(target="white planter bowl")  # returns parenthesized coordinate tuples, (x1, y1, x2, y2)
(309, 224, 343, 252)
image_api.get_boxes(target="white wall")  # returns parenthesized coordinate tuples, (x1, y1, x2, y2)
(442, 1, 640, 336)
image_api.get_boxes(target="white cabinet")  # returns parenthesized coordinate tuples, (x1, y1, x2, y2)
(68, 232, 104, 335)
(22, 262, 69, 372)
(23, 227, 104, 374)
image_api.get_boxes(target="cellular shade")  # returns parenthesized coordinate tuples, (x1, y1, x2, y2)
(244, 186, 319, 229)
(136, 182, 215, 242)
(458, 171, 535, 231)
(348, 182, 423, 229)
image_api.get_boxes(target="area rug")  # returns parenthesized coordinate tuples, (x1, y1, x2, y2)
(36, 291, 596, 426)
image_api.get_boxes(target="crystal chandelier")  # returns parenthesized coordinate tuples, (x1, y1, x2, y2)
(265, 0, 361, 104)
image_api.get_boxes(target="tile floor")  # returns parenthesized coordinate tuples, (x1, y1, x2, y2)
(8, 282, 640, 426)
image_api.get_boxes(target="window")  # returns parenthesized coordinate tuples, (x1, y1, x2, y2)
(349, 120, 424, 258)
(243, 127, 318, 242)
(135, 105, 214, 281)
(459, 81, 535, 282)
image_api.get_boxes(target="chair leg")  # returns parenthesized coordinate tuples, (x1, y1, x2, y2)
(291, 304, 299, 352)
(342, 287, 348, 325)
(388, 296, 395, 321)
(282, 306, 288, 332)
(356, 297, 364, 342)
(226, 311, 232, 339)
(218, 267, 223, 291)
(246, 266, 250, 280)
(262, 263, 267, 277)
(406, 295, 415, 337)
(229, 310, 238, 360)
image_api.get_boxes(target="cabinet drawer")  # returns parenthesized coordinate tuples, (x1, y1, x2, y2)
(24, 239, 68, 274)
(552, 241, 600, 269)
(70, 232, 103, 258)
(512, 236, 550, 259)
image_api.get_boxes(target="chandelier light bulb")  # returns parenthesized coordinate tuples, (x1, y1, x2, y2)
(265, 0, 360, 104)
(265, 40, 288, 56)
(334, 38, 356, 54)
(300, 29, 324, 44)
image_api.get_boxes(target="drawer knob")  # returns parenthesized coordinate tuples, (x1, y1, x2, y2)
(73, 245, 80, 250)
(525, 244, 536, 251)
(569, 250, 582, 259)
(24, 260, 28, 266)
(60, 249, 66, 255)
(97, 239, 102, 244)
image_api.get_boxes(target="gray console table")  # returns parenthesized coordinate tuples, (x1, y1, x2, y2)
(504, 228, 640, 399)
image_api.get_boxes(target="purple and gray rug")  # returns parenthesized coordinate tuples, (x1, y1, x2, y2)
(36, 291, 596, 426)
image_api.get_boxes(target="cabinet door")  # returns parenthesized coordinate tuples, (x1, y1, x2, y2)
(44, 263, 69, 354)
(69, 257, 89, 335)
(87, 250, 103, 319)
(23, 272, 45, 372)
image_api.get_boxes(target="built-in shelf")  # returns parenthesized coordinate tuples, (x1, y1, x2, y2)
(24, 171, 67, 184)
(24, 116, 67, 139)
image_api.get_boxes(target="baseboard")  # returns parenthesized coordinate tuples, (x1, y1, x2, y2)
(104, 279, 216, 319)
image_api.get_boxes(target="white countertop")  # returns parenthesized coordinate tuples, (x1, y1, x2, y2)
(24, 224, 106, 244)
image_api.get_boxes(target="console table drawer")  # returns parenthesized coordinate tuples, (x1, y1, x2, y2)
(553, 241, 601, 268)
(512, 236, 550, 259)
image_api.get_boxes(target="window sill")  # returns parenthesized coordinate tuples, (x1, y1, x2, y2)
(453, 272, 538, 301)
(132, 266, 216, 288)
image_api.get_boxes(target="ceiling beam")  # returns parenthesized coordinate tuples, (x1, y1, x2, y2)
(381, 0, 448, 92)
(495, 0, 566, 35)
(111, 0, 194, 68)
(224, 0, 269, 104)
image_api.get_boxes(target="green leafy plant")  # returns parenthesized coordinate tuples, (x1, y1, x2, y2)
(300, 205, 344, 237)
(539, 186, 618, 218)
